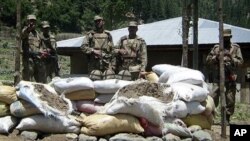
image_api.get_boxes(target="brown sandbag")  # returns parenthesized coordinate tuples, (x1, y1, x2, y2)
(0, 101, 10, 117)
(0, 85, 17, 104)
(79, 114, 144, 136)
(181, 114, 213, 130)
(64, 89, 96, 100)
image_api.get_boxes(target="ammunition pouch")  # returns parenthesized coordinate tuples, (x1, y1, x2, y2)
(89, 70, 102, 80)
(117, 70, 132, 81)
(103, 69, 116, 80)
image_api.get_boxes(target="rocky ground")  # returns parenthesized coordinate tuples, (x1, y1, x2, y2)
(0, 125, 231, 141)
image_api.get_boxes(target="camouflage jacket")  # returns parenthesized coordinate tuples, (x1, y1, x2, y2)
(40, 33, 57, 56)
(115, 35, 147, 72)
(206, 43, 243, 82)
(81, 30, 115, 71)
(21, 26, 41, 55)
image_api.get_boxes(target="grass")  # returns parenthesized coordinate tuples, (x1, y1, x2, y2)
(213, 102, 250, 124)
(0, 42, 71, 83)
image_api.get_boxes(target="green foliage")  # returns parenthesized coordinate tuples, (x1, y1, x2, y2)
(0, 0, 249, 33)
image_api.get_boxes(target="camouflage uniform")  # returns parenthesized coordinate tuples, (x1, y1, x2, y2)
(206, 29, 243, 122)
(81, 15, 115, 80)
(21, 15, 46, 83)
(40, 21, 60, 80)
(115, 21, 147, 80)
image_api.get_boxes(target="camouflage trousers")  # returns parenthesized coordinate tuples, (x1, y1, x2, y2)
(213, 82, 237, 116)
(22, 57, 47, 83)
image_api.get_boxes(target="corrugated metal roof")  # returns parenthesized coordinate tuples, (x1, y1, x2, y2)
(57, 17, 250, 48)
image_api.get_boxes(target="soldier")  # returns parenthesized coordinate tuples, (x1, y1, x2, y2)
(114, 21, 147, 80)
(21, 14, 46, 83)
(40, 21, 60, 80)
(206, 29, 243, 124)
(81, 15, 115, 80)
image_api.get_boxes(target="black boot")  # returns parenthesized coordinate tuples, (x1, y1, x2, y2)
(226, 114, 230, 125)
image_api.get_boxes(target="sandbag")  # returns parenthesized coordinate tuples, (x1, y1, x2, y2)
(0, 101, 10, 117)
(75, 100, 103, 114)
(79, 114, 144, 136)
(16, 115, 80, 133)
(201, 95, 215, 116)
(94, 79, 133, 94)
(182, 114, 213, 129)
(0, 116, 18, 133)
(138, 117, 162, 137)
(64, 89, 95, 100)
(0, 85, 17, 104)
(16, 81, 73, 119)
(94, 93, 114, 104)
(166, 70, 205, 85)
(170, 82, 208, 102)
(152, 64, 188, 76)
(163, 123, 193, 138)
(10, 100, 41, 118)
(144, 72, 159, 83)
(186, 101, 206, 115)
(52, 77, 94, 94)
(103, 96, 165, 127)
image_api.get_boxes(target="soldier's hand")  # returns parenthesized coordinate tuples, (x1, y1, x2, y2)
(93, 49, 101, 56)
(119, 49, 127, 55)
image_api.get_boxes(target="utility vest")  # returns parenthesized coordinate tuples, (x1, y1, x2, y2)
(22, 29, 41, 55)
(118, 36, 143, 71)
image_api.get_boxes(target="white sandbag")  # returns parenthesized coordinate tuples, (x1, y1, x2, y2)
(0, 116, 18, 133)
(16, 81, 73, 119)
(186, 101, 206, 115)
(16, 115, 80, 133)
(102, 97, 164, 127)
(163, 123, 193, 138)
(94, 79, 133, 94)
(152, 64, 188, 76)
(170, 82, 208, 102)
(166, 69, 205, 85)
(52, 77, 94, 94)
(169, 100, 188, 118)
(94, 93, 114, 104)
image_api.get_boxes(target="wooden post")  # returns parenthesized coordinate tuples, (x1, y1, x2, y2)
(192, 0, 198, 70)
(218, 0, 227, 138)
(182, 0, 189, 67)
(14, 0, 21, 85)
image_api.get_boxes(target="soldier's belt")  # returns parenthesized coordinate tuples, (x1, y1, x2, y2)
(123, 57, 135, 59)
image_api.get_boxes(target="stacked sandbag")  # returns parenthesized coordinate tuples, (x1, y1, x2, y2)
(0, 85, 17, 104)
(16, 81, 74, 118)
(16, 114, 80, 133)
(0, 116, 18, 133)
(10, 99, 41, 118)
(93, 79, 133, 104)
(78, 114, 144, 136)
(51, 77, 95, 101)
(152, 64, 215, 130)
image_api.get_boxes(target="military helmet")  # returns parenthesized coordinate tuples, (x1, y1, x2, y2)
(94, 15, 103, 21)
(27, 14, 36, 20)
(41, 21, 50, 28)
(128, 21, 138, 27)
(223, 29, 232, 37)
